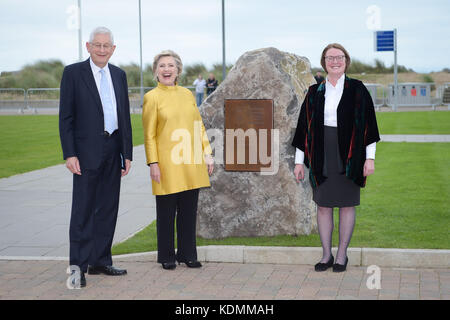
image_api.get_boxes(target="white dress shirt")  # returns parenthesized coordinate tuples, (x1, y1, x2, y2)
(295, 74, 376, 164)
(89, 59, 118, 131)
(193, 78, 206, 93)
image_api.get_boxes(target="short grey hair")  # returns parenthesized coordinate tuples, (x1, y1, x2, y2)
(152, 50, 183, 82)
(89, 26, 114, 45)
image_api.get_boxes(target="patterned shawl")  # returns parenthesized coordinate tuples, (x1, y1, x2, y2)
(292, 76, 380, 188)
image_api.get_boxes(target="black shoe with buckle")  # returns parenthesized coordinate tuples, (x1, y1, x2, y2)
(87, 265, 127, 276)
(314, 255, 334, 272)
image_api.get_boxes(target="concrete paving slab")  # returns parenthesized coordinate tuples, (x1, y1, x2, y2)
(15, 224, 68, 247)
(0, 145, 154, 257)
(0, 259, 447, 301)
(380, 134, 450, 142)
(0, 246, 55, 256)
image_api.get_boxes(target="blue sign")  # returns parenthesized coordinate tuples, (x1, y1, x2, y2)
(375, 30, 395, 51)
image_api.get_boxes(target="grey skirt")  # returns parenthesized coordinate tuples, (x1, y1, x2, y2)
(313, 126, 360, 207)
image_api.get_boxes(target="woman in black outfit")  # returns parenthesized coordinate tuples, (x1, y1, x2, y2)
(206, 73, 218, 96)
(292, 43, 380, 272)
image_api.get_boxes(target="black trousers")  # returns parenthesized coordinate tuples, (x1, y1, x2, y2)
(69, 133, 121, 272)
(155, 189, 199, 263)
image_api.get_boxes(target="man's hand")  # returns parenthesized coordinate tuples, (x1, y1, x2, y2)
(66, 157, 81, 175)
(121, 159, 131, 177)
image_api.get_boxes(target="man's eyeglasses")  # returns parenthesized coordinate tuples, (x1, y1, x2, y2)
(90, 43, 113, 50)
(325, 55, 345, 62)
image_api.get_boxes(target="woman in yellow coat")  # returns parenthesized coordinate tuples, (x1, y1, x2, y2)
(142, 50, 214, 270)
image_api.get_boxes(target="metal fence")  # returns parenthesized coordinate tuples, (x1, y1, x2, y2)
(386, 82, 444, 110)
(27, 88, 60, 113)
(127, 86, 196, 112)
(0, 84, 448, 114)
(0, 88, 27, 113)
(127, 87, 153, 113)
(388, 83, 431, 106)
(437, 82, 450, 109)
(363, 83, 385, 110)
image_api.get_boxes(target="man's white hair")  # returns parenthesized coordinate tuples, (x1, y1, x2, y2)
(89, 26, 114, 44)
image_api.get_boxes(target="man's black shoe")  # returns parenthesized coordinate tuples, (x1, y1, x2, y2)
(80, 272, 86, 287)
(87, 265, 127, 276)
(69, 270, 86, 288)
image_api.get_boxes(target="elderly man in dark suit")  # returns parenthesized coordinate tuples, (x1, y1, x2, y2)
(59, 26, 132, 288)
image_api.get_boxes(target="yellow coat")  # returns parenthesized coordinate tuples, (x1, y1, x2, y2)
(142, 83, 212, 195)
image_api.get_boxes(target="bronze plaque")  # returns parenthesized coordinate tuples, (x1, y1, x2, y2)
(224, 99, 273, 171)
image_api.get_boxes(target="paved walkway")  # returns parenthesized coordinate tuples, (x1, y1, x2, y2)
(0, 259, 448, 300)
(0, 145, 154, 257)
(380, 134, 450, 142)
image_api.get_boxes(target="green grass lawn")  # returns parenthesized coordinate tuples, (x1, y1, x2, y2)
(1, 111, 449, 178)
(376, 111, 450, 134)
(0, 114, 144, 178)
(0, 115, 63, 177)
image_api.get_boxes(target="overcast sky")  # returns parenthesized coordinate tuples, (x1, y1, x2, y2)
(1, 0, 449, 73)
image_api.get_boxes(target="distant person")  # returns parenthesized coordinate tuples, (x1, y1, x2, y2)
(59, 27, 132, 287)
(206, 73, 218, 96)
(402, 86, 407, 96)
(292, 43, 380, 273)
(142, 50, 214, 270)
(193, 74, 206, 106)
(314, 71, 325, 84)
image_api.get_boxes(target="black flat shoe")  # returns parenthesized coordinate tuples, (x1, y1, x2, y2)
(314, 255, 334, 272)
(162, 262, 176, 270)
(80, 272, 86, 287)
(87, 265, 127, 276)
(178, 260, 202, 268)
(333, 257, 348, 273)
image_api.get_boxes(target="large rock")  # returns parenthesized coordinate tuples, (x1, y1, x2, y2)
(197, 47, 317, 239)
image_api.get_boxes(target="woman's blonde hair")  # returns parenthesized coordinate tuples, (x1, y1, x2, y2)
(320, 43, 351, 73)
(152, 50, 183, 82)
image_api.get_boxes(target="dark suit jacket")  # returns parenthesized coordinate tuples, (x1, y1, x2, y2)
(59, 58, 133, 169)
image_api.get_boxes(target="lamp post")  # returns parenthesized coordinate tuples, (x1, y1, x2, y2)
(393, 28, 398, 112)
(139, 0, 144, 108)
(78, 0, 82, 61)
(222, 0, 226, 81)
